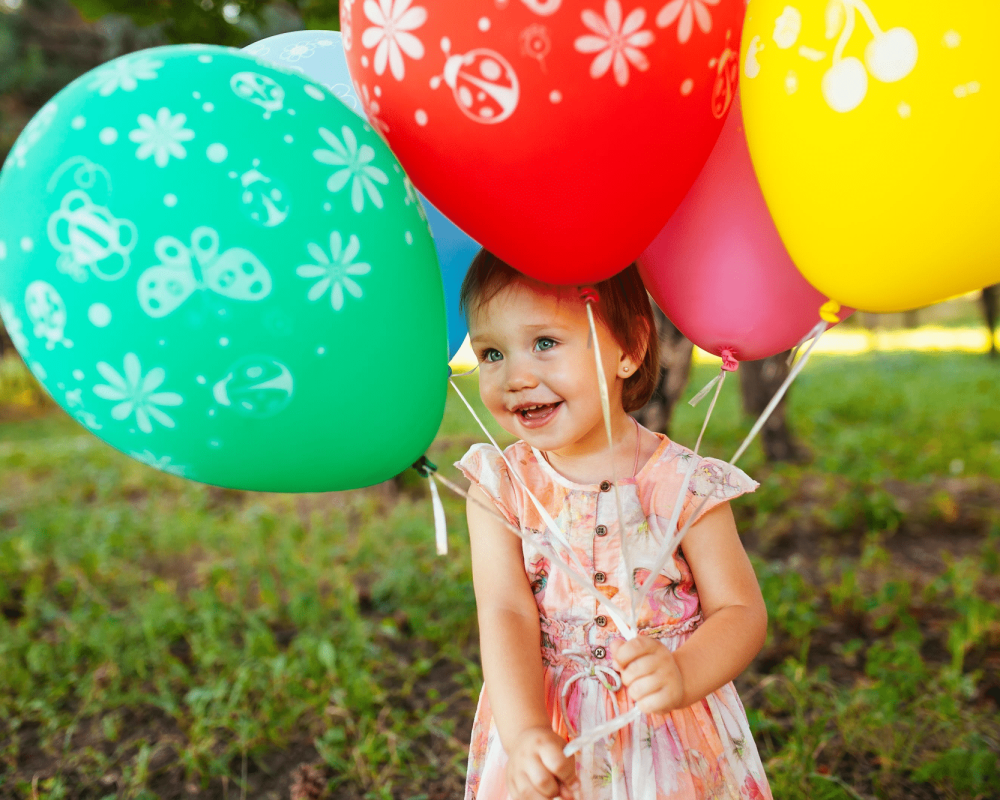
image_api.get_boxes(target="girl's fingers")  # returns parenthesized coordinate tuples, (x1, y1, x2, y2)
(612, 636, 655, 669)
(620, 652, 664, 686)
(523, 758, 562, 799)
(627, 672, 671, 702)
(538, 743, 578, 787)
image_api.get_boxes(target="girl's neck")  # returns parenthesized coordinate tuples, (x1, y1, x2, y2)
(540, 413, 659, 485)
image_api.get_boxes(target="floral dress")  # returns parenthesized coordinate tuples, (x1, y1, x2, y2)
(457, 432, 773, 800)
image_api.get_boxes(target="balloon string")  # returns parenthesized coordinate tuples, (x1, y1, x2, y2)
(432, 471, 638, 638)
(450, 363, 480, 378)
(584, 301, 638, 629)
(563, 322, 828, 758)
(688, 373, 721, 407)
(449, 378, 601, 597)
(729, 320, 827, 465)
(427, 474, 448, 556)
(693, 369, 725, 455)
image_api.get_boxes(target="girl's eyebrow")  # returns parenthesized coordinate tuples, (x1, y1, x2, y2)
(522, 322, 570, 332)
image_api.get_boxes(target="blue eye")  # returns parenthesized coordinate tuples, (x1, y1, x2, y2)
(535, 337, 556, 352)
(482, 348, 503, 363)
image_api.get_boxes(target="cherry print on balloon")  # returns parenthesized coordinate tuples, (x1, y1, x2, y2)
(823, 0, 917, 112)
(431, 39, 520, 124)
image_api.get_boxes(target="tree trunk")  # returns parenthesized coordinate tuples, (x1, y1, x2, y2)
(633, 303, 694, 436)
(738, 351, 809, 463)
(982, 285, 998, 359)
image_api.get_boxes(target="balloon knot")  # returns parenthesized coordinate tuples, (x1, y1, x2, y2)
(819, 300, 842, 324)
(411, 455, 438, 478)
(578, 287, 600, 305)
(720, 349, 739, 372)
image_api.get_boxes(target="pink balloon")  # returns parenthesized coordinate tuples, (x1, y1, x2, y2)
(638, 94, 849, 365)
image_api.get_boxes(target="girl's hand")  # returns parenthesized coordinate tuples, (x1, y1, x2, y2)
(505, 726, 580, 800)
(612, 637, 686, 715)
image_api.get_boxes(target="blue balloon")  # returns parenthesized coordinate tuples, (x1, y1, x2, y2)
(245, 30, 477, 359)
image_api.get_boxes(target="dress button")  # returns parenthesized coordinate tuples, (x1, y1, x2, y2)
(595, 525, 608, 536)
(599, 480, 612, 492)
(594, 571, 607, 584)
(595, 615, 608, 627)
(593, 646, 607, 659)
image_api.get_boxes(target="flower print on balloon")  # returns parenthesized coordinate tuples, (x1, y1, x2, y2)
(430, 39, 520, 124)
(574, 1, 655, 87)
(313, 126, 390, 212)
(657, 0, 720, 44)
(128, 108, 195, 168)
(137, 226, 272, 319)
(93, 352, 183, 434)
(89, 55, 163, 97)
(296, 231, 371, 312)
(361, 0, 428, 81)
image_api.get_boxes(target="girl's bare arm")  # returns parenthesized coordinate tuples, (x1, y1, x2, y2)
(467, 482, 551, 743)
(615, 502, 768, 711)
(668, 502, 768, 707)
(467, 484, 578, 799)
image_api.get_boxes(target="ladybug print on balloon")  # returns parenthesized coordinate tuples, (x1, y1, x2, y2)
(342, 0, 745, 283)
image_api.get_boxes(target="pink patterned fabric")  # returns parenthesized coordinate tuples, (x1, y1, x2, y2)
(457, 433, 773, 800)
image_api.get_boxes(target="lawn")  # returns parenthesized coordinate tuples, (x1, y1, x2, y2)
(1, 350, 998, 799)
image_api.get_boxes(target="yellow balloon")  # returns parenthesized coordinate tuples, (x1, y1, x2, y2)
(740, 0, 1000, 312)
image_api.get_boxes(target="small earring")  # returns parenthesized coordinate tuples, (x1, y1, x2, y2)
(623, 366, 630, 373)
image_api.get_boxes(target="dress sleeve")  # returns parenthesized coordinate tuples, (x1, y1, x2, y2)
(678, 456, 758, 529)
(455, 443, 521, 529)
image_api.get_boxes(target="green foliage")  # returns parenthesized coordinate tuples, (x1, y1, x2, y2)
(68, 0, 339, 45)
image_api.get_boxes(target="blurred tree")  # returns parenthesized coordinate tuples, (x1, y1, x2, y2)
(982, 285, 998, 359)
(739, 351, 809, 463)
(633, 304, 694, 436)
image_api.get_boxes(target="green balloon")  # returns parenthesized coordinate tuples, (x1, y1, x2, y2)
(0, 45, 448, 491)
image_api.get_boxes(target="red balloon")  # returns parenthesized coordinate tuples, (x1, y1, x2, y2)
(342, 0, 744, 284)
(638, 94, 851, 364)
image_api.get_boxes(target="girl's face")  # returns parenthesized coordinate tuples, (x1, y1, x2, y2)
(468, 280, 637, 456)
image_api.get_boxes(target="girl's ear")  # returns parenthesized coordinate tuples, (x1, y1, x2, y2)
(617, 319, 651, 379)
(617, 347, 643, 379)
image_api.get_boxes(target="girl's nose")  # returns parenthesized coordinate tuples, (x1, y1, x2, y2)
(503, 354, 537, 391)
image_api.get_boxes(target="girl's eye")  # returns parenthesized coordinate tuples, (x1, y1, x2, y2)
(535, 337, 557, 352)
(482, 348, 503, 363)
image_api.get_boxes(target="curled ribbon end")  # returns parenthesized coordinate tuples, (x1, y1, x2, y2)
(819, 299, 842, 324)
(719, 349, 739, 372)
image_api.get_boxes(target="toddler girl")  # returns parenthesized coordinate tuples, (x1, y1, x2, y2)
(456, 252, 773, 800)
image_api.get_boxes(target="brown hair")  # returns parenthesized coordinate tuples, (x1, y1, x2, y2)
(459, 250, 660, 413)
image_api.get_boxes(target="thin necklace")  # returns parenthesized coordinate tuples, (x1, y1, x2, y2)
(542, 416, 642, 480)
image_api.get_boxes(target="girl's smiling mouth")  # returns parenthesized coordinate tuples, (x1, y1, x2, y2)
(513, 401, 563, 427)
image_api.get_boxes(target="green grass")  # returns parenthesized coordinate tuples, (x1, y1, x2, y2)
(2, 352, 999, 798)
